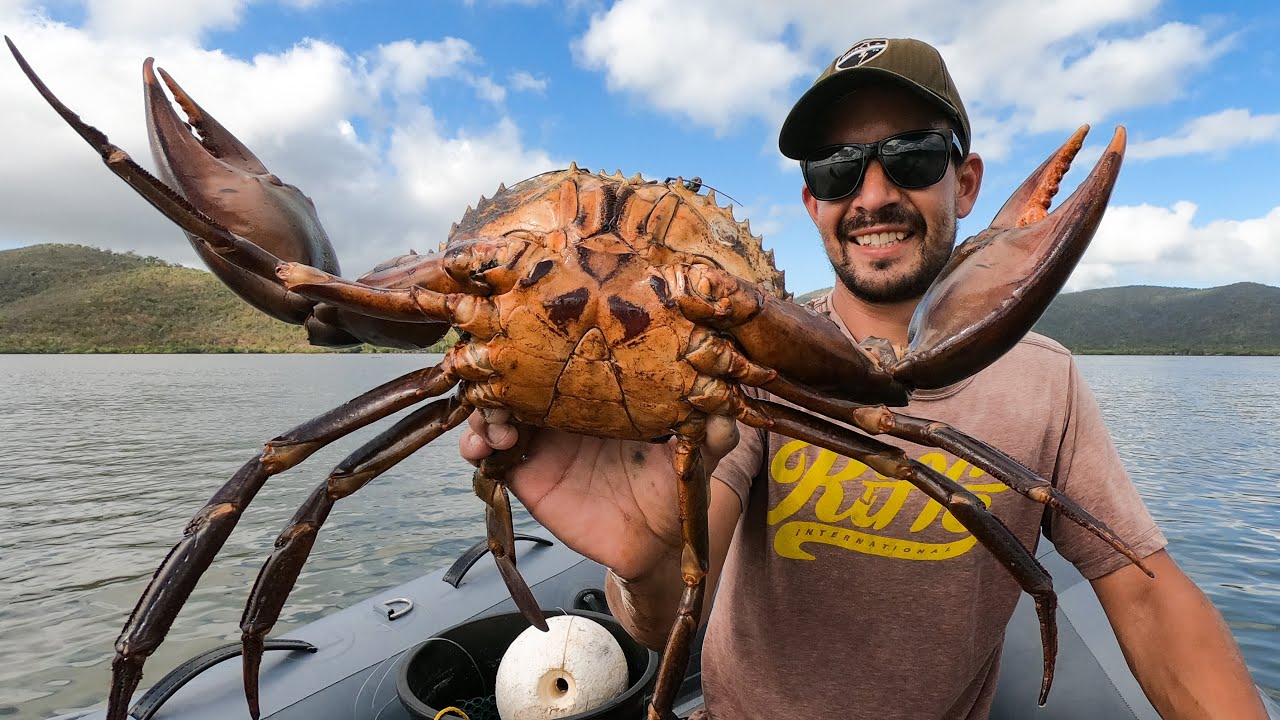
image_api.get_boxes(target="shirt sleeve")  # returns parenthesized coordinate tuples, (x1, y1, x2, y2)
(1051, 359, 1168, 580)
(711, 419, 765, 511)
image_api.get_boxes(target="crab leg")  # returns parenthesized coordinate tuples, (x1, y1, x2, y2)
(753, 376, 1154, 575)
(278, 264, 504, 338)
(648, 418, 712, 720)
(7, 39, 288, 292)
(471, 427, 549, 633)
(102, 363, 459, 720)
(730, 396, 1060, 705)
(850, 406, 1155, 575)
(7, 38, 451, 350)
(239, 396, 471, 719)
(664, 264, 908, 405)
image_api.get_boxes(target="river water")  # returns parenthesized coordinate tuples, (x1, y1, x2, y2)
(1, 354, 1277, 717)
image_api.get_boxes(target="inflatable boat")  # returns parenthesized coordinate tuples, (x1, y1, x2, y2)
(51, 533, 1280, 720)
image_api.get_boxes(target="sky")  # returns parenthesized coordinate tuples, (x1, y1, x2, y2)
(1, 0, 1278, 296)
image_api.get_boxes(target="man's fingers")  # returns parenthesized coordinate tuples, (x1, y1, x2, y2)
(459, 428, 494, 463)
(487, 423, 517, 448)
(460, 409, 519, 463)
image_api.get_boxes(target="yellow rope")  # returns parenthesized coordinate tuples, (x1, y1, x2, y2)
(433, 707, 471, 720)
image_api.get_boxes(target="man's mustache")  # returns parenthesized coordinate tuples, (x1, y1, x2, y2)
(838, 205, 926, 238)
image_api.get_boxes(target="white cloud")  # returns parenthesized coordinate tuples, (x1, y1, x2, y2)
(470, 75, 506, 104)
(509, 70, 547, 93)
(0, 12, 559, 279)
(1130, 108, 1280, 159)
(1020, 23, 1228, 135)
(571, 0, 1234, 160)
(84, 0, 250, 41)
(1069, 202, 1280, 290)
(372, 38, 476, 97)
(574, 0, 809, 133)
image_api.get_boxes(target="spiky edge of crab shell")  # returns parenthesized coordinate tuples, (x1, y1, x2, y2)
(446, 165, 789, 300)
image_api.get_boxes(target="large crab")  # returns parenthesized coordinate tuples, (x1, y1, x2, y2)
(9, 37, 1150, 720)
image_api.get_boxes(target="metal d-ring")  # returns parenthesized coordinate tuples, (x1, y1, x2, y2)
(380, 597, 414, 620)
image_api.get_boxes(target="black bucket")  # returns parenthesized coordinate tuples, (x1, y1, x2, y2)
(396, 609, 658, 720)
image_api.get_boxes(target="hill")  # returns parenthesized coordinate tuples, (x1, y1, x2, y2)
(3, 244, 1276, 355)
(0, 244, 454, 353)
(1033, 282, 1280, 355)
(795, 282, 1280, 355)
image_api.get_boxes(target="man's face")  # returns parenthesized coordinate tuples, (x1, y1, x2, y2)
(801, 84, 982, 304)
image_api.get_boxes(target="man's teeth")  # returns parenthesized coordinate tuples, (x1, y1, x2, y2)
(855, 231, 907, 247)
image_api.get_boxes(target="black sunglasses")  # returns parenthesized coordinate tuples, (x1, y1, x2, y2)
(801, 129, 964, 202)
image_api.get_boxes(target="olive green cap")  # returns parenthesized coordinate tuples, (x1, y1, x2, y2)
(779, 37, 971, 160)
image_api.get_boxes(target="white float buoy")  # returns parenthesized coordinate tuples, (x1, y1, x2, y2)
(494, 615, 629, 720)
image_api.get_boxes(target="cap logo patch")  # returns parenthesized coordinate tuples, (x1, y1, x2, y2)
(835, 39, 888, 70)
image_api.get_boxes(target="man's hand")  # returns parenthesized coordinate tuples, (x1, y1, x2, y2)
(459, 410, 741, 582)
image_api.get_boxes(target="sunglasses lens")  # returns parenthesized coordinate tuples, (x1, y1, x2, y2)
(881, 132, 951, 188)
(802, 131, 954, 200)
(803, 145, 868, 201)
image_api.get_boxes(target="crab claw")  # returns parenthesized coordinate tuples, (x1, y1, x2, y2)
(893, 125, 1125, 389)
(143, 59, 340, 324)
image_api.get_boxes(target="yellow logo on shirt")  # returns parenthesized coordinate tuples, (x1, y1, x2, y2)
(766, 439, 1011, 561)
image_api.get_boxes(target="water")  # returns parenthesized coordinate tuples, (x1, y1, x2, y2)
(0, 354, 1276, 717)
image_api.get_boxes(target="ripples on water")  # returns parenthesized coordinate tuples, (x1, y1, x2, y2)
(1076, 356, 1280, 702)
(0, 354, 1277, 717)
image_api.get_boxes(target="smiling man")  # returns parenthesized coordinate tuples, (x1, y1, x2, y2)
(462, 37, 1267, 720)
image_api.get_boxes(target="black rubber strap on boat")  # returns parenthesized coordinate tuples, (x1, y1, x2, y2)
(443, 533, 554, 588)
(129, 638, 317, 720)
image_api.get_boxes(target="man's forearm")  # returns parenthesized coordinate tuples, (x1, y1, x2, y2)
(604, 477, 743, 651)
(1096, 552, 1268, 719)
(605, 560, 687, 651)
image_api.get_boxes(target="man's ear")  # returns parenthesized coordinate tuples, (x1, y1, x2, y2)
(801, 184, 821, 224)
(955, 153, 984, 219)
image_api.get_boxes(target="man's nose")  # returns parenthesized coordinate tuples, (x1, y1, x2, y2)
(852, 158, 903, 212)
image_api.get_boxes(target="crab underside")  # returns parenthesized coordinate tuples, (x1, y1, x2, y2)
(7, 36, 1150, 720)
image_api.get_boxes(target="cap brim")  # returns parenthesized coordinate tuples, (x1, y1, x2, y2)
(779, 67, 963, 160)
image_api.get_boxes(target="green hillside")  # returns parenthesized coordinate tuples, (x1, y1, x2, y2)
(792, 282, 1280, 355)
(3, 244, 1277, 355)
(0, 244, 454, 353)
(1033, 282, 1280, 355)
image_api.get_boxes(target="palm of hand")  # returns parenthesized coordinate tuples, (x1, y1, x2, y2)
(505, 429, 686, 580)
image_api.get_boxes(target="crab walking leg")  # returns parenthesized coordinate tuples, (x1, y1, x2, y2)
(853, 406, 1155, 576)
(756, 376, 1153, 576)
(103, 363, 459, 720)
(472, 429, 548, 632)
(239, 397, 471, 719)
(648, 418, 712, 720)
(683, 331, 1150, 579)
(278, 263, 501, 336)
(738, 396, 1060, 705)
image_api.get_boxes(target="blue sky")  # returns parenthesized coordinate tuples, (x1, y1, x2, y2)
(2, 0, 1278, 295)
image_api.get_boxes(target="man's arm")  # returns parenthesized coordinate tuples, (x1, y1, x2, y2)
(605, 478, 743, 650)
(1093, 550, 1267, 719)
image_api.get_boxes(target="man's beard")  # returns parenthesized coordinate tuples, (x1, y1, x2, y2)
(830, 205, 956, 304)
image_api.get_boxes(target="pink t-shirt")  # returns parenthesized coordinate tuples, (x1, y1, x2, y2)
(698, 294, 1167, 720)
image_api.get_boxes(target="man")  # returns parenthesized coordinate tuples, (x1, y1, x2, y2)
(462, 38, 1266, 719)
